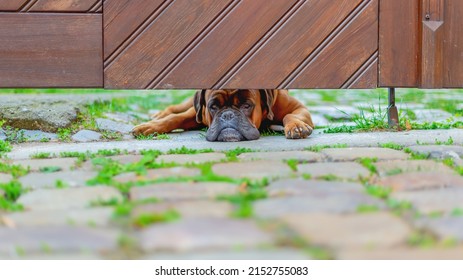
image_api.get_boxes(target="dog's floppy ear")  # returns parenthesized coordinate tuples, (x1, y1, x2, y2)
(194, 89, 207, 123)
(259, 89, 275, 121)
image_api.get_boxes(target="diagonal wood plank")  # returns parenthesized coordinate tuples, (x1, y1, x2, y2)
(287, 0, 378, 89)
(29, 0, 101, 12)
(104, 0, 236, 89)
(0, 0, 28, 11)
(221, 0, 363, 89)
(156, 0, 298, 89)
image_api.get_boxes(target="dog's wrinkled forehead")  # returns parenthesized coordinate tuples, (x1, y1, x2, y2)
(206, 89, 257, 106)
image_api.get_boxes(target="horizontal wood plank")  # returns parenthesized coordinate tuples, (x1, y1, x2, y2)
(0, 13, 103, 88)
(0, 0, 102, 12)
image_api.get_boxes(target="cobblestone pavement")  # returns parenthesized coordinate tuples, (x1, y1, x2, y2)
(1, 89, 463, 259)
(1, 139, 463, 259)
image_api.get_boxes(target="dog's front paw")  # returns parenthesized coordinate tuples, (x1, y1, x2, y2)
(284, 120, 313, 139)
(132, 121, 168, 136)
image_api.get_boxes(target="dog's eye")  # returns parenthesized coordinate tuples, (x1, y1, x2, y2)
(210, 104, 219, 111)
(241, 103, 252, 110)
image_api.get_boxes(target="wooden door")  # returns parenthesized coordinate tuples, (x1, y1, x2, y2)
(380, 0, 463, 88)
(104, 0, 379, 89)
(0, 0, 103, 88)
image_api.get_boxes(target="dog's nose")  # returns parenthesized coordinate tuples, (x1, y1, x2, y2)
(220, 111, 235, 121)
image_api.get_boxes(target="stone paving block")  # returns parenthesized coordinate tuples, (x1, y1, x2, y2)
(391, 188, 463, 214)
(0, 227, 120, 255)
(374, 160, 455, 177)
(337, 248, 463, 260)
(113, 167, 200, 184)
(17, 187, 123, 211)
(146, 248, 309, 260)
(212, 161, 294, 180)
(415, 217, 463, 242)
(297, 162, 370, 180)
(96, 118, 133, 134)
(22, 130, 58, 142)
(132, 201, 233, 219)
(157, 153, 226, 164)
(309, 105, 357, 120)
(237, 151, 323, 162)
(138, 218, 274, 252)
(282, 213, 411, 249)
(13, 158, 77, 172)
(19, 170, 97, 189)
(71, 130, 102, 142)
(1, 252, 103, 260)
(104, 112, 136, 124)
(1, 208, 114, 227)
(0, 173, 13, 184)
(376, 172, 463, 192)
(255, 180, 385, 218)
(407, 145, 463, 159)
(108, 154, 143, 165)
(130, 182, 238, 202)
(266, 179, 365, 197)
(322, 148, 409, 161)
(413, 109, 453, 123)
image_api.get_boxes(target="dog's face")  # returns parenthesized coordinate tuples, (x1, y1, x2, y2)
(194, 89, 275, 142)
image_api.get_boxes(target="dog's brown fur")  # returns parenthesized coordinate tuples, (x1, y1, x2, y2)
(132, 89, 314, 140)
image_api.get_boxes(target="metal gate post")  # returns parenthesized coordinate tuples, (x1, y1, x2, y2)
(388, 87, 399, 128)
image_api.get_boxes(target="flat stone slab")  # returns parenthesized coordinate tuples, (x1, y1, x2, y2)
(337, 249, 463, 260)
(17, 187, 123, 211)
(255, 181, 385, 218)
(138, 218, 274, 252)
(0, 173, 13, 184)
(391, 188, 463, 214)
(376, 172, 463, 192)
(212, 161, 294, 180)
(96, 118, 133, 134)
(322, 148, 409, 161)
(415, 217, 463, 242)
(407, 145, 463, 159)
(132, 201, 233, 219)
(19, 170, 98, 189)
(7, 130, 463, 160)
(297, 162, 370, 180)
(147, 248, 309, 260)
(282, 213, 411, 250)
(13, 158, 76, 172)
(0, 227, 119, 255)
(266, 179, 365, 197)
(130, 182, 238, 201)
(374, 160, 455, 177)
(108, 154, 143, 165)
(1, 207, 114, 227)
(237, 151, 323, 162)
(157, 153, 226, 164)
(71, 130, 102, 142)
(113, 167, 200, 184)
(22, 130, 58, 142)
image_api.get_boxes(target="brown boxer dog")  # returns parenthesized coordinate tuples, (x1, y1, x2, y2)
(132, 89, 314, 142)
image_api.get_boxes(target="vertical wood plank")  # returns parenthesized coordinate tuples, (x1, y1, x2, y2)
(379, 0, 420, 87)
(444, 0, 463, 87)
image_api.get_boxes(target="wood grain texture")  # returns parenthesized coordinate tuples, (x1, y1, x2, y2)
(379, 0, 420, 87)
(287, 0, 378, 89)
(421, 20, 444, 88)
(157, 0, 298, 89)
(104, 0, 379, 89)
(444, 0, 463, 87)
(221, 0, 363, 89)
(0, 0, 101, 12)
(0, 13, 103, 88)
(0, 0, 23, 11)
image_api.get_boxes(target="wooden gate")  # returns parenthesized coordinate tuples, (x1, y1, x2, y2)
(0, 0, 462, 89)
